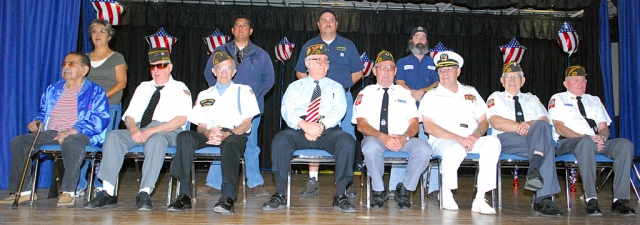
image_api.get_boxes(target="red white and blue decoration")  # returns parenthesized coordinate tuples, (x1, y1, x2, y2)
(275, 37, 295, 63)
(428, 42, 453, 59)
(91, 0, 125, 26)
(360, 52, 373, 77)
(203, 28, 230, 55)
(145, 28, 178, 54)
(500, 37, 526, 64)
(557, 21, 579, 57)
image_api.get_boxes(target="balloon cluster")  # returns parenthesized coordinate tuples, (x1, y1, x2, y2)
(500, 37, 526, 64)
(145, 28, 178, 54)
(275, 37, 295, 63)
(360, 52, 373, 77)
(91, 0, 125, 26)
(203, 28, 230, 55)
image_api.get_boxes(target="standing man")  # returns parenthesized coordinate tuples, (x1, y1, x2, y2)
(294, 9, 364, 197)
(549, 65, 635, 216)
(419, 51, 500, 214)
(199, 15, 274, 197)
(85, 48, 192, 211)
(0, 52, 109, 208)
(486, 62, 563, 217)
(263, 44, 356, 213)
(354, 50, 432, 209)
(170, 51, 260, 214)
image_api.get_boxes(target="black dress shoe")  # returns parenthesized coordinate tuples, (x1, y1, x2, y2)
(525, 169, 544, 191)
(533, 197, 563, 217)
(136, 192, 153, 211)
(167, 193, 192, 211)
(612, 199, 636, 216)
(427, 190, 439, 200)
(396, 183, 411, 209)
(333, 194, 356, 213)
(213, 195, 235, 214)
(585, 199, 602, 216)
(84, 190, 117, 210)
(263, 193, 287, 211)
(371, 190, 389, 209)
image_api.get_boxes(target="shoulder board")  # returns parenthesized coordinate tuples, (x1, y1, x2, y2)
(425, 84, 438, 93)
(461, 83, 474, 88)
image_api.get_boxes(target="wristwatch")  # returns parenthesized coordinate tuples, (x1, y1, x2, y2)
(228, 130, 236, 136)
(405, 135, 410, 141)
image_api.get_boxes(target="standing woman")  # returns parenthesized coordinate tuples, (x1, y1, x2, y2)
(77, 19, 127, 196)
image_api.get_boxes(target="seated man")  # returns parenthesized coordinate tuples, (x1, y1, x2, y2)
(354, 50, 432, 209)
(419, 51, 500, 214)
(263, 44, 356, 213)
(169, 51, 259, 214)
(0, 52, 109, 207)
(486, 62, 562, 217)
(549, 65, 635, 216)
(85, 47, 192, 211)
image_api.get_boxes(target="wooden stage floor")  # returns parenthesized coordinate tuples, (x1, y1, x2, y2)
(1, 167, 639, 224)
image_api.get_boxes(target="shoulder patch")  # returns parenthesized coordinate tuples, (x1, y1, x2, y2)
(487, 99, 495, 108)
(184, 90, 191, 96)
(355, 94, 363, 106)
(200, 99, 216, 107)
(464, 94, 477, 101)
(548, 98, 555, 109)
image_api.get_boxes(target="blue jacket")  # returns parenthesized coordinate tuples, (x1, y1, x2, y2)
(34, 79, 110, 147)
(203, 41, 275, 113)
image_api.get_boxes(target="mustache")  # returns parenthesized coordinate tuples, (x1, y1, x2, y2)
(407, 42, 429, 55)
(63, 69, 72, 73)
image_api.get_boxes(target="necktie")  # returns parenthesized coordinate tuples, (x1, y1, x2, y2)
(305, 81, 321, 123)
(380, 88, 389, 134)
(140, 85, 164, 128)
(577, 96, 598, 134)
(236, 50, 243, 64)
(513, 96, 524, 123)
(576, 96, 587, 118)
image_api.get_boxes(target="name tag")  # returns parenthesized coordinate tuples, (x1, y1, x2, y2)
(565, 103, 573, 106)
(404, 65, 414, 70)
(396, 99, 406, 103)
(428, 65, 436, 70)
(460, 123, 468, 128)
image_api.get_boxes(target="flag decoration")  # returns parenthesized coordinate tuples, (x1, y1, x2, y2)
(361, 52, 373, 77)
(203, 28, 231, 55)
(91, 0, 125, 26)
(500, 37, 526, 64)
(557, 21, 579, 56)
(428, 42, 453, 58)
(275, 37, 295, 63)
(145, 28, 178, 54)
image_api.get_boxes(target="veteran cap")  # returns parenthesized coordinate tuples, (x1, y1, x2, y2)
(433, 51, 464, 68)
(148, 47, 170, 63)
(565, 65, 587, 77)
(503, 62, 523, 73)
(411, 26, 427, 36)
(320, 9, 337, 20)
(375, 50, 395, 65)
(212, 50, 234, 66)
(305, 44, 328, 57)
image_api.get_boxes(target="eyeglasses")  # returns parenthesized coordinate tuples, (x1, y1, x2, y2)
(375, 65, 396, 71)
(503, 74, 522, 80)
(437, 67, 457, 73)
(61, 61, 82, 67)
(149, 63, 170, 71)
(215, 66, 233, 72)
(309, 58, 330, 64)
(567, 78, 587, 84)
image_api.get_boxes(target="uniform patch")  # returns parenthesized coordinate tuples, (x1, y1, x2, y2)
(184, 90, 191, 96)
(564, 103, 573, 106)
(487, 99, 495, 108)
(355, 94, 363, 106)
(200, 99, 216, 106)
(404, 65, 414, 70)
(337, 46, 347, 51)
(396, 99, 406, 103)
(549, 98, 555, 109)
(464, 94, 477, 101)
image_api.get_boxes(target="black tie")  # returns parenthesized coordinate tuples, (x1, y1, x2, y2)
(380, 88, 389, 134)
(576, 96, 599, 134)
(140, 85, 164, 128)
(513, 96, 524, 123)
(236, 50, 243, 64)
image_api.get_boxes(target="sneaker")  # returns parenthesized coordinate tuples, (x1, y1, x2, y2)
(0, 193, 36, 205)
(196, 185, 221, 195)
(611, 199, 636, 216)
(248, 185, 269, 197)
(441, 189, 459, 210)
(167, 193, 192, 211)
(585, 199, 602, 216)
(370, 190, 389, 209)
(396, 183, 411, 209)
(333, 194, 356, 213)
(262, 193, 287, 211)
(75, 189, 86, 198)
(213, 195, 235, 215)
(533, 197, 563, 217)
(300, 177, 319, 197)
(345, 183, 357, 198)
(524, 169, 544, 191)
(471, 199, 496, 214)
(84, 190, 117, 209)
(57, 193, 76, 208)
(135, 192, 153, 211)
(427, 190, 440, 200)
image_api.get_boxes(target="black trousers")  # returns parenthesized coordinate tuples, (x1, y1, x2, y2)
(170, 130, 247, 199)
(270, 127, 355, 196)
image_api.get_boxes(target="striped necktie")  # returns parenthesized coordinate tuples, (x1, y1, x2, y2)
(306, 81, 321, 123)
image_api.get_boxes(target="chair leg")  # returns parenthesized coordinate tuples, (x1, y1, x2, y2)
(564, 163, 571, 211)
(359, 163, 366, 205)
(115, 175, 119, 197)
(53, 156, 61, 196)
(134, 158, 141, 183)
(191, 164, 196, 203)
(167, 175, 173, 206)
(596, 168, 613, 193)
(242, 160, 247, 203)
(497, 163, 503, 210)
(366, 167, 371, 209)
(287, 164, 291, 208)
(420, 170, 425, 210)
(30, 155, 40, 205)
(633, 164, 640, 201)
(87, 156, 96, 202)
(438, 159, 443, 210)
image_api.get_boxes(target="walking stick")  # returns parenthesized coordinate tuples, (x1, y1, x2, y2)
(12, 122, 43, 209)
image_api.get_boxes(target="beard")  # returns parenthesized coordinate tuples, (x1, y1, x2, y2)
(407, 41, 429, 55)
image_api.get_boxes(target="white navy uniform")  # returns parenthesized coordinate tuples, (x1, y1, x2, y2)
(189, 82, 260, 131)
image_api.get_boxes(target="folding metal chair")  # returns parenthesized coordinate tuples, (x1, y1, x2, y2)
(496, 153, 529, 210)
(287, 149, 335, 208)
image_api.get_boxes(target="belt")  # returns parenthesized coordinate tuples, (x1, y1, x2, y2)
(344, 88, 349, 92)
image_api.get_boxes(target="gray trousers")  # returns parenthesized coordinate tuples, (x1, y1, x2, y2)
(361, 136, 432, 192)
(97, 122, 179, 192)
(556, 135, 633, 199)
(497, 120, 560, 197)
(9, 130, 90, 193)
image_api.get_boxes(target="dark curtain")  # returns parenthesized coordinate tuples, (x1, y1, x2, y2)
(0, 0, 81, 189)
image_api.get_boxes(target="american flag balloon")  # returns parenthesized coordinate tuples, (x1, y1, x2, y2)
(500, 37, 526, 64)
(557, 21, 579, 56)
(145, 28, 178, 54)
(203, 28, 230, 55)
(275, 37, 295, 63)
(361, 52, 373, 77)
(91, 0, 125, 26)
(428, 42, 453, 58)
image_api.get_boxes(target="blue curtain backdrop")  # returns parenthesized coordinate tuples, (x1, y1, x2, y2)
(618, 0, 640, 155)
(599, 0, 616, 139)
(0, 0, 81, 189)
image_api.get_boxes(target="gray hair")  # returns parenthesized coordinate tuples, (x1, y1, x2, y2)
(89, 19, 116, 38)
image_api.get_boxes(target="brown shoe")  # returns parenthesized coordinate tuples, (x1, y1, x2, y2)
(196, 185, 221, 195)
(0, 193, 36, 205)
(57, 193, 76, 208)
(249, 185, 269, 196)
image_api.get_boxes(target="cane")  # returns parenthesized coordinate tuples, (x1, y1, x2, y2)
(12, 122, 43, 209)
